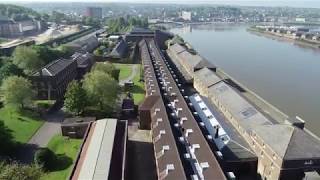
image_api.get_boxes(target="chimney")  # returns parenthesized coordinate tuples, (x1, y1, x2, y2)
(215, 125, 220, 139)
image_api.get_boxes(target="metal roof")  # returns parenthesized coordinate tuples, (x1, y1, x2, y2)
(77, 119, 117, 180)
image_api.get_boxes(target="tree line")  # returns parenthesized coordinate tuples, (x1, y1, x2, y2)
(106, 16, 148, 33)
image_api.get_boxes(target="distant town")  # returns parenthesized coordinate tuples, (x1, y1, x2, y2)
(0, 2, 320, 180)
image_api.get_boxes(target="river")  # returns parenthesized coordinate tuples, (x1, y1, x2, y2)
(170, 24, 320, 137)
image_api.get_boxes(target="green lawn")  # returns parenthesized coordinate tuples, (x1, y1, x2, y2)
(0, 106, 44, 143)
(41, 135, 82, 180)
(114, 63, 133, 80)
(131, 64, 145, 105)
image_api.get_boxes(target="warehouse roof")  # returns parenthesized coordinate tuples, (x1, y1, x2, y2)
(194, 67, 222, 88)
(208, 81, 272, 131)
(253, 124, 320, 161)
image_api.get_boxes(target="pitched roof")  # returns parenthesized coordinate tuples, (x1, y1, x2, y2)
(71, 52, 93, 67)
(33, 58, 75, 76)
(110, 39, 128, 58)
(253, 124, 320, 160)
(169, 43, 216, 72)
(194, 67, 222, 88)
(208, 81, 272, 131)
(284, 128, 320, 160)
(67, 34, 99, 52)
(170, 43, 187, 54)
(138, 95, 160, 111)
(253, 125, 294, 158)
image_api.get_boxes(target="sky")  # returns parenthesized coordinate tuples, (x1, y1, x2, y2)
(2, 0, 320, 8)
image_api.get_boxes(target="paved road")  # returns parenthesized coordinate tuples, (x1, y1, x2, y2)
(119, 64, 139, 86)
(17, 110, 64, 163)
(28, 110, 63, 147)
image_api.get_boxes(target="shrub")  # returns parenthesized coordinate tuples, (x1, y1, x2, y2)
(0, 161, 43, 180)
(34, 148, 55, 171)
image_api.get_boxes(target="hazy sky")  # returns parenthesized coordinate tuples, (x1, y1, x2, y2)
(3, 0, 320, 8)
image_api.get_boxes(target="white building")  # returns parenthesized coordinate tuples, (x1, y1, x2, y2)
(181, 11, 192, 21)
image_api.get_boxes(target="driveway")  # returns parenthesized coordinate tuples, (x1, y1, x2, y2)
(17, 110, 64, 163)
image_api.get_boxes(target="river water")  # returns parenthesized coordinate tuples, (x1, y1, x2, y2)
(170, 24, 320, 137)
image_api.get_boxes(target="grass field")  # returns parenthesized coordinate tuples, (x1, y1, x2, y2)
(41, 135, 82, 180)
(114, 63, 133, 80)
(131, 64, 145, 105)
(0, 106, 44, 143)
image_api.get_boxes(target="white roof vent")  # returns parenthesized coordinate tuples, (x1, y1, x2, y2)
(185, 129, 193, 137)
(171, 92, 176, 96)
(216, 151, 223, 159)
(179, 136, 185, 142)
(163, 145, 170, 151)
(192, 144, 200, 150)
(200, 162, 210, 169)
(184, 153, 191, 159)
(154, 108, 160, 114)
(167, 164, 175, 171)
(191, 175, 199, 180)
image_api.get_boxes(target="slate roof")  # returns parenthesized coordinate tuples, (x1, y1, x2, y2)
(110, 39, 128, 58)
(209, 79, 320, 162)
(168, 43, 216, 75)
(253, 125, 293, 158)
(138, 95, 160, 111)
(208, 81, 272, 131)
(200, 96, 257, 161)
(33, 58, 75, 76)
(194, 67, 222, 88)
(166, 49, 193, 82)
(139, 39, 187, 179)
(66, 34, 99, 53)
(71, 52, 93, 67)
(253, 124, 320, 160)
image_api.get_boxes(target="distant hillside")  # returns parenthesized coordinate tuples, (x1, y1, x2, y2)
(0, 4, 41, 21)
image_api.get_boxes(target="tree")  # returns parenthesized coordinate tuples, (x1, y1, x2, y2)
(1, 76, 34, 109)
(92, 63, 120, 81)
(82, 71, 119, 112)
(93, 48, 103, 56)
(0, 121, 15, 156)
(64, 81, 87, 115)
(0, 61, 24, 84)
(12, 46, 44, 75)
(0, 161, 43, 180)
(34, 148, 56, 171)
(31, 45, 61, 64)
(57, 45, 74, 57)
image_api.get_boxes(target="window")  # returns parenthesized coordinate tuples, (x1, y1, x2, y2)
(261, 151, 264, 158)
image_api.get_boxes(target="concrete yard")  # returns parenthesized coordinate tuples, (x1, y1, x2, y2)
(126, 119, 157, 180)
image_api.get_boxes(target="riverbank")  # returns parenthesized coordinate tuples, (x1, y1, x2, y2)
(247, 27, 320, 49)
